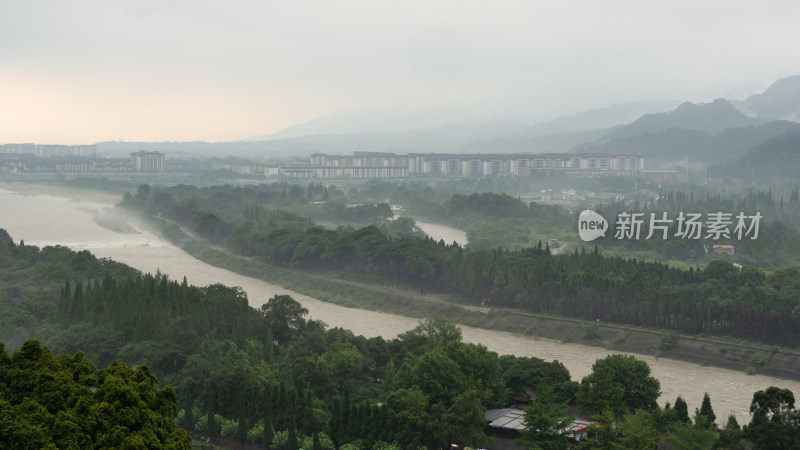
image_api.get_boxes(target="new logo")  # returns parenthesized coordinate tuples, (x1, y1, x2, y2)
(578, 210, 608, 241)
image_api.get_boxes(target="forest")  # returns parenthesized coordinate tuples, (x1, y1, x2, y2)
(0, 231, 563, 448)
(3, 230, 800, 449)
(124, 183, 800, 347)
(410, 186, 800, 269)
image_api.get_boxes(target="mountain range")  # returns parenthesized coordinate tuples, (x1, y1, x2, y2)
(245, 76, 800, 163)
(735, 75, 800, 120)
(97, 76, 800, 176)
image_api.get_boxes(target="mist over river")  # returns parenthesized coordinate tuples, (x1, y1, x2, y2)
(3, 187, 799, 424)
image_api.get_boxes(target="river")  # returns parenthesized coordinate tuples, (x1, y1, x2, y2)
(415, 220, 468, 246)
(2, 186, 798, 424)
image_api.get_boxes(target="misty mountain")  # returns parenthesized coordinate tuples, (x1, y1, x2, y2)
(465, 128, 611, 153)
(521, 100, 680, 137)
(253, 101, 679, 155)
(735, 75, 800, 121)
(723, 128, 800, 178)
(251, 106, 523, 141)
(248, 120, 530, 154)
(610, 98, 765, 138)
(572, 120, 800, 165)
(94, 141, 280, 157)
(462, 100, 679, 153)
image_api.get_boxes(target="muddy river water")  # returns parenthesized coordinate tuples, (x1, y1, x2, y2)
(2, 187, 798, 424)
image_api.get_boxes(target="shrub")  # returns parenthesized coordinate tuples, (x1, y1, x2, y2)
(659, 334, 679, 351)
(583, 323, 601, 341)
(749, 353, 769, 366)
(300, 432, 335, 450)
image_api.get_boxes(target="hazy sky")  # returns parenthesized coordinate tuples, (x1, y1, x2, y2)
(2, 0, 799, 144)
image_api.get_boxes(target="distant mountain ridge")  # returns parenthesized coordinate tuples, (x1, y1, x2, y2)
(573, 120, 800, 164)
(95, 75, 800, 165)
(250, 120, 530, 153)
(736, 75, 800, 120)
(727, 128, 800, 177)
(521, 100, 681, 137)
(611, 98, 765, 138)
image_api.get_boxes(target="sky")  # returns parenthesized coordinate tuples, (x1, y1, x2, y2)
(2, 0, 800, 144)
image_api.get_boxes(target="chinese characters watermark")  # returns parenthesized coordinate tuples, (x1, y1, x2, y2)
(578, 210, 762, 242)
(611, 211, 762, 240)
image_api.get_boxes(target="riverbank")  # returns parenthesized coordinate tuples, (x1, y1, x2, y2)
(137, 208, 800, 382)
(5, 184, 800, 424)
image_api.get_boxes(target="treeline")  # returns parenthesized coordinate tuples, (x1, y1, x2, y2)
(523, 356, 800, 449)
(50, 273, 253, 370)
(52, 281, 572, 448)
(412, 187, 800, 268)
(2, 229, 574, 447)
(448, 247, 800, 346)
(0, 228, 138, 350)
(594, 187, 800, 268)
(410, 192, 574, 250)
(127, 183, 455, 289)
(129, 182, 393, 245)
(5, 229, 800, 447)
(126, 183, 800, 346)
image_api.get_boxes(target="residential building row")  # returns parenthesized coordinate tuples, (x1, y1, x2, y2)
(289, 152, 644, 179)
(0, 144, 97, 157)
(0, 149, 643, 179)
(0, 151, 166, 173)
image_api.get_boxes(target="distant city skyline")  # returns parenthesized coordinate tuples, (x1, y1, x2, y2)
(2, 0, 799, 144)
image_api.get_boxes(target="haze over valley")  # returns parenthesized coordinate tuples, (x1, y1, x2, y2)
(5, 2, 800, 448)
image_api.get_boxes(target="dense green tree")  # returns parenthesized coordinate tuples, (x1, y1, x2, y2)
(674, 396, 691, 424)
(396, 348, 465, 407)
(744, 386, 800, 449)
(716, 415, 746, 450)
(448, 389, 489, 448)
(400, 316, 462, 349)
(750, 386, 796, 421)
(499, 355, 572, 401)
(576, 355, 661, 415)
(577, 409, 618, 449)
(698, 392, 717, 428)
(0, 340, 189, 448)
(260, 295, 309, 344)
(516, 383, 575, 450)
(667, 412, 718, 449)
(287, 425, 299, 450)
(651, 402, 680, 433)
(444, 341, 507, 407)
(618, 409, 661, 449)
(136, 183, 150, 201)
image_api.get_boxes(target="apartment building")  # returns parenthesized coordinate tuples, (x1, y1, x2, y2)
(294, 152, 643, 179)
(131, 151, 165, 172)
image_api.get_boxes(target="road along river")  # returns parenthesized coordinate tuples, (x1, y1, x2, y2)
(2, 187, 798, 424)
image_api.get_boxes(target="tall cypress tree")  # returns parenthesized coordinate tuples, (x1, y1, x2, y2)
(264, 389, 274, 449)
(312, 431, 322, 450)
(287, 425, 299, 450)
(206, 392, 217, 436)
(674, 396, 690, 424)
(699, 392, 716, 428)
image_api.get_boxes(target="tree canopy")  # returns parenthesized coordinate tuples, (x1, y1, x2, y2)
(0, 340, 190, 449)
(576, 354, 661, 415)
